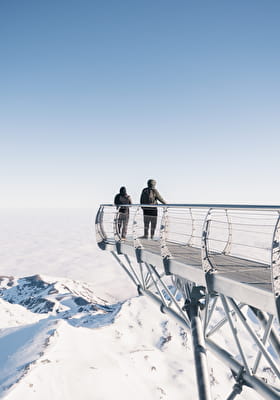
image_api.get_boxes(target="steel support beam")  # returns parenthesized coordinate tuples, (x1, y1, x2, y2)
(137, 285, 280, 400)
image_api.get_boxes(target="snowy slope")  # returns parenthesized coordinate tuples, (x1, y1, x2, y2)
(0, 209, 278, 399)
(0, 278, 268, 400)
(0, 280, 254, 400)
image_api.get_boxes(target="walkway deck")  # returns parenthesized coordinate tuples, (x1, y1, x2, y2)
(109, 237, 275, 315)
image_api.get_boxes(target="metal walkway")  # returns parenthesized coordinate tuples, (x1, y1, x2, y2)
(95, 204, 280, 400)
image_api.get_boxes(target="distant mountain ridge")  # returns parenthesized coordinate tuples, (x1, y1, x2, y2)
(0, 274, 124, 397)
(0, 274, 122, 328)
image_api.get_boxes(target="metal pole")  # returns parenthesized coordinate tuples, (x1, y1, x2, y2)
(207, 339, 280, 400)
(229, 298, 280, 379)
(249, 306, 280, 357)
(184, 286, 212, 400)
(252, 314, 273, 374)
(226, 384, 243, 400)
(225, 368, 244, 400)
(220, 295, 251, 375)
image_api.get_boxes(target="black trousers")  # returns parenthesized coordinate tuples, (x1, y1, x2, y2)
(117, 212, 129, 238)
(143, 208, 157, 238)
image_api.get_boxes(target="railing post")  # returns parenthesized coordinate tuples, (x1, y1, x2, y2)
(188, 208, 195, 246)
(132, 206, 141, 249)
(222, 209, 233, 255)
(95, 205, 107, 249)
(113, 208, 120, 242)
(160, 206, 172, 275)
(271, 212, 280, 322)
(201, 208, 215, 274)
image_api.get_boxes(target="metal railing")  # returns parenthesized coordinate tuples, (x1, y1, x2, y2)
(96, 203, 280, 317)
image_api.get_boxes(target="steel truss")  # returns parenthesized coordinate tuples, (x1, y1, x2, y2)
(109, 251, 280, 400)
(95, 204, 280, 400)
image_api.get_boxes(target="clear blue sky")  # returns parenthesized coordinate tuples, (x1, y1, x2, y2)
(1, 0, 280, 208)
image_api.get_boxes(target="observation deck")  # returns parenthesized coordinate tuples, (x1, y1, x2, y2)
(96, 204, 280, 320)
(96, 204, 280, 400)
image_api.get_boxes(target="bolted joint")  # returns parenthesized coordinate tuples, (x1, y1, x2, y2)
(182, 298, 191, 312)
(160, 303, 166, 314)
(233, 382, 243, 395)
(137, 284, 143, 296)
(226, 381, 244, 400)
(190, 285, 207, 310)
(182, 286, 207, 318)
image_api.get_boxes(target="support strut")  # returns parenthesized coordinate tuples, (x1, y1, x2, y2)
(226, 383, 243, 400)
(183, 286, 212, 400)
(226, 369, 244, 400)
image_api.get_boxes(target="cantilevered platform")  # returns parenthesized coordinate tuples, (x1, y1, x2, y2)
(96, 204, 280, 400)
(96, 204, 280, 319)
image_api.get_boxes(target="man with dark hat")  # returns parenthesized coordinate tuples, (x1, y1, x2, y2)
(114, 186, 132, 240)
(140, 179, 166, 239)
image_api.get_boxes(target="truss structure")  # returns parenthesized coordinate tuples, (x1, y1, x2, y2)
(95, 203, 280, 400)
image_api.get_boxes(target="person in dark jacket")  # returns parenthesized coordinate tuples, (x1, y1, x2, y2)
(114, 186, 132, 240)
(140, 179, 166, 239)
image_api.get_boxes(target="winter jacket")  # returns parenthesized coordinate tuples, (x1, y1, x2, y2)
(114, 193, 132, 214)
(140, 187, 166, 205)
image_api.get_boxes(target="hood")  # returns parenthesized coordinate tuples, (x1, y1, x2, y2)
(120, 186, 127, 195)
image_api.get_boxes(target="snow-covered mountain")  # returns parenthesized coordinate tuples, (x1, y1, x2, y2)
(0, 272, 269, 400)
(0, 274, 121, 326)
(0, 209, 277, 399)
(0, 274, 235, 399)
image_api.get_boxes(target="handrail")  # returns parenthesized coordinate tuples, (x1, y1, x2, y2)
(100, 203, 280, 210)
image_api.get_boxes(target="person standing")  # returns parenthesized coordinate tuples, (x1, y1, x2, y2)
(114, 187, 132, 240)
(140, 179, 166, 239)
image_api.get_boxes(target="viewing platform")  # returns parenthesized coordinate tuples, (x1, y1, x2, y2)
(96, 204, 280, 320)
(96, 204, 280, 400)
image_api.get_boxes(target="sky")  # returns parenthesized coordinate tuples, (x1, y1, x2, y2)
(1, 0, 280, 208)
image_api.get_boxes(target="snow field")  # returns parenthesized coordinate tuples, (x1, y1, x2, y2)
(0, 208, 278, 399)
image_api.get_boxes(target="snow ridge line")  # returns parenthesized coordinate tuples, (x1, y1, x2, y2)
(0, 274, 124, 397)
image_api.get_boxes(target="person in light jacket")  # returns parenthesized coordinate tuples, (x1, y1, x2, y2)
(140, 179, 166, 239)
